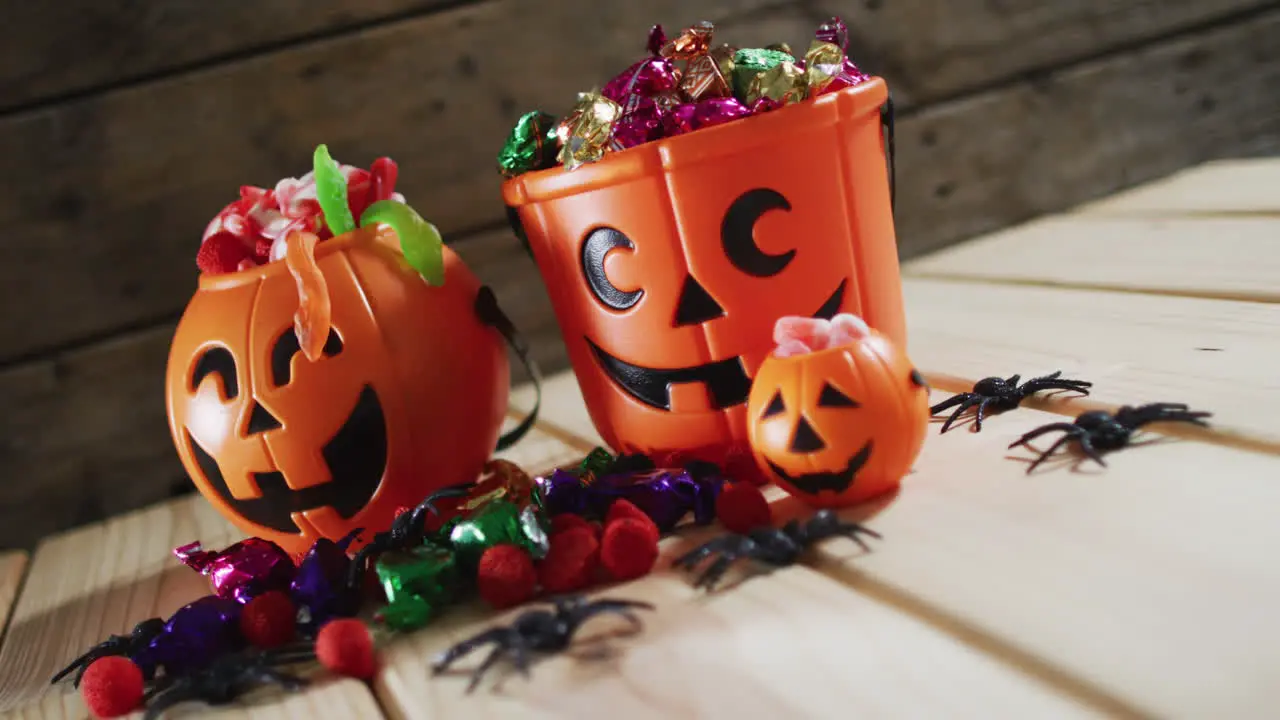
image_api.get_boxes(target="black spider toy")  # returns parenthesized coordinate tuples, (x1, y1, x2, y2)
(673, 510, 881, 590)
(431, 595, 654, 693)
(346, 481, 477, 592)
(931, 371, 1093, 433)
(1009, 402, 1212, 474)
(142, 646, 314, 720)
(51, 617, 166, 687)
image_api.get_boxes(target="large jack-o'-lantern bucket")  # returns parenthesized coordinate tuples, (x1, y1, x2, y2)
(503, 78, 902, 467)
(165, 224, 534, 556)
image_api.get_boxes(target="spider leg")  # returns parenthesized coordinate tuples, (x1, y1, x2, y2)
(143, 686, 205, 720)
(693, 551, 746, 590)
(929, 392, 971, 415)
(1128, 410, 1212, 431)
(569, 600, 655, 636)
(432, 627, 510, 675)
(1074, 434, 1108, 468)
(672, 536, 738, 572)
(465, 644, 512, 694)
(50, 648, 101, 685)
(1008, 422, 1080, 449)
(1025, 433, 1082, 474)
(939, 396, 981, 433)
(972, 397, 996, 432)
(252, 667, 310, 691)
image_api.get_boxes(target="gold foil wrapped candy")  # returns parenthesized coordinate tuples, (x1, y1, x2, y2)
(745, 60, 807, 107)
(679, 44, 736, 101)
(556, 91, 623, 171)
(803, 40, 846, 96)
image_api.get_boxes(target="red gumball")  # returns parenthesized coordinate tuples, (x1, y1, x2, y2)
(240, 590, 297, 649)
(478, 544, 538, 609)
(716, 482, 773, 534)
(604, 498, 651, 527)
(80, 656, 144, 718)
(538, 526, 600, 594)
(316, 619, 377, 680)
(600, 517, 660, 581)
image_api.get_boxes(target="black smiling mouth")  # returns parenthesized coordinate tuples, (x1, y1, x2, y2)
(187, 385, 388, 533)
(587, 280, 847, 411)
(767, 440, 873, 495)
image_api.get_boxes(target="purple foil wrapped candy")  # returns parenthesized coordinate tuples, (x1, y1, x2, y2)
(291, 530, 361, 635)
(536, 469, 589, 517)
(174, 538, 296, 604)
(610, 95, 665, 151)
(601, 57, 680, 103)
(132, 596, 242, 679)
(692, 97, 751, 130)
(663, 103, 699, 136)
(590, 469, 725, 532)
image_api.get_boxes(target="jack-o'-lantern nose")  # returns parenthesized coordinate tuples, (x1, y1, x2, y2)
(790, 417, 826, 452)
(674, 275, 725, 327)
(246, 401, 282, 435)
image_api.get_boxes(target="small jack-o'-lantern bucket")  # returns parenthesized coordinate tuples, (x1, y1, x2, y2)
(165, 223, 537, 556)
(503, 78, 901, 467)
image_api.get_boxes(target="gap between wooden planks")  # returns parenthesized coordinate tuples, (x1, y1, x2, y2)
(0, 417, 580, 719)
(517, 372, 1280, 718)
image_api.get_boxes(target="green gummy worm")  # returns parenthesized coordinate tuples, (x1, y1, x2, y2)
(312, 144, 357, 237)
(360, 199, 445, 286)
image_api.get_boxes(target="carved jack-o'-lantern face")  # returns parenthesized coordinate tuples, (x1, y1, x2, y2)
(166, 226, 510, 555)
(503, 78, 903, 468)
(746, 327, 929, 508)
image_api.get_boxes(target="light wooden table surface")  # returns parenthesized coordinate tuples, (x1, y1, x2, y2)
(0, 157, 1277, 719)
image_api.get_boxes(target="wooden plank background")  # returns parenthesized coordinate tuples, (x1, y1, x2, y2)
(1, 0, 1279, 548)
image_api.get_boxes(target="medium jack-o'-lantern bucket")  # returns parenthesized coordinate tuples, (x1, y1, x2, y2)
(503, 78, 902, 467)
(165, 224, 538, 556)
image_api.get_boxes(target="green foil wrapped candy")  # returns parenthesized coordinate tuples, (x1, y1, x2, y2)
(498, 111, 560, 179)
(730, 48, 796, 100)
(375, 543, 460, 631)
(449, 498, 549, 564)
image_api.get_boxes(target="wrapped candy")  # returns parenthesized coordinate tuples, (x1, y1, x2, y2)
(809, 17, 870, 94)
(663, 103, 699, 136)
(132, 596, 243, 679)
(660, 20, 716, 59)
(291, 530, 361, 635)
(174, 538, 295, 604)
(448, 498, 549, 563)
(730, 48, 796, 100)
(679, 44, 735, 101)
(498, 111, 561, 178)
(744, 57, 807, 107)
(610, 95, 665, 151)
(557, 91, 623, 171)
(692, 97, 751, 129)
(375, 543, 460, 631)
(602, 58, 680, 102)
(536, 463, 726, 533)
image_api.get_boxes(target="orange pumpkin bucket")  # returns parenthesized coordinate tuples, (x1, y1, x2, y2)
(503, 77, 901, 467)
(168, 149, 539, 556)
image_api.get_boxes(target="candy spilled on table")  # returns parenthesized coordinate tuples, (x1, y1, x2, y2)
(497, 17, 871, 177)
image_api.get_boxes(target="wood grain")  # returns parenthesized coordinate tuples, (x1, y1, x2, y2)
(0, 1, 464, 113)
(0, 417, 580, 713)
(0, 554, 28, 640)
(3, 5, 1279, 363)
(508, 371, 1280, 718)
(374, 540, 1102, 719)
(802, 392, 1280, 719)
(902, 213, 1280, 302)
(1077, 157, 1280, 216)
(902, 277, 1280, 449)
(0, 229, 570, 549)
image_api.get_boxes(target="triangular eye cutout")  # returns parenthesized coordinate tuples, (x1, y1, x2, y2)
(817, 382, 860, 408)
(789, 416, 826, 452)
(760, 391, 786, 419)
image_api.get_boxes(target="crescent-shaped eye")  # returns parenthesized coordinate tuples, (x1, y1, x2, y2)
(721, 188, 797, 277)
(581, 227, 643, 311)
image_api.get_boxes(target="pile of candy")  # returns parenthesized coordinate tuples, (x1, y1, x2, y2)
(498, 17, 869, 176)
(56, 450, 773, 717)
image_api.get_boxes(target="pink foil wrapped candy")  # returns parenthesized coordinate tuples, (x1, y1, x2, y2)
(174, 538, 297, 604)
(610, 95, 666, 150)
(692, 97, 751, 129)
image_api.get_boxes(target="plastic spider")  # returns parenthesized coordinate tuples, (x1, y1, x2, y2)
(51, 617, 166, 687)
(931, 371, 1093, 433)
(346, 481, 477, 592)
(142, 646, 313, 720)
(673, 510, 881, 590)
(431, 595, 654, 693)
(1009, 402, 1212, 473)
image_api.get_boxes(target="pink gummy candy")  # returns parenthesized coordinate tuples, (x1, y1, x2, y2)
(772, 313, 871, 357)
